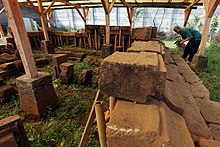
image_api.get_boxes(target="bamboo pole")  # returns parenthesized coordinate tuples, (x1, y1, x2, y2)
(95, 101, 107, 147)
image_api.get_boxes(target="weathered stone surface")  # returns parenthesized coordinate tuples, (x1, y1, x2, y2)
(0, 62, 15, 70)
(14, 60, 24, 72)
(196, 99, 220, 124)
(101, 44, 113, 58)
(209, 124, 220, 141)
(0, 84, 17, 101)
(59, 62, 74, 84)
(52, 54, 67, 78)
(127, 41, 162, 54)
(92, 67, 100, 86)
(0, 133, 18, 147)
(176, 78, 213, 140)
(79, 69, 93, 85)
(41, 40, 54, 54)
(107, 100, 194, 147)
(0, 53, 15, 62)
(187, 82, 210, 100)
(131, 27, 152, 41)
(0, 115, 29, 147)
(16, 72, 58, 116)
(35, 58, 50, 68)
(195, 138, 220, 147)
(178, 67, 201, 84)
(163, 80, 184, 115)
(99, 52, 166, 103)
(0, 47, 15, 54)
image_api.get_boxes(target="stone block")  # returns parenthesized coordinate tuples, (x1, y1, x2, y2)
(0, 47, 15, 54)
(0, 84, 17, 101)
(0, 53, 15, 62)
(191, 54, 208, 71)
(79, 69, 93, 85)
(195, 138, 220, 147)
(59, 62, 74, 84)
(209, 124, 220, 141)
(151, 26, 158, 38)
(115, 46, 123, 52)
(0, 115, 29, 147)
(14, 60, 24, 72)
(196, 99, 220, 124)
(163, 80, 184, 115)
(0, 62, 15, 70)
(101, 44, 113, 58)
(35, 58, 50, 68)
(107, 100, 194, 147)
(187, 82, 210, 100)
(52, 54, 67, 78)
(41, 40, 54, 54)
(99, 52, 166, 103)
(127, 41, 162, 54)
(92, 67, 100, 87)
(16, 72, 58, 116)
(131, 27, 152, 41)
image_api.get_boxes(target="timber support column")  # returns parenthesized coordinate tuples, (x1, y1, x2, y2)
(2, 0, 57, 116)
(191, 0, 220, 71)
(38, 0, 54, 54)
(101, 0, 114, 58)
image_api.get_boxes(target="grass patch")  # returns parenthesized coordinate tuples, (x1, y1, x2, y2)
(0, 55, 102, 146)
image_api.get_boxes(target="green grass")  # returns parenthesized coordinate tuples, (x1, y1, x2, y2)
(0, 55, 102, 147)
(164, 40, 220, 102)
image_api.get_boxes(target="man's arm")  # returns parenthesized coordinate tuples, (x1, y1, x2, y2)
(180, 37, 193, 44)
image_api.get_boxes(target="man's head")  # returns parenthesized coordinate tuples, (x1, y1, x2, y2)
(174, 26, 181, 34)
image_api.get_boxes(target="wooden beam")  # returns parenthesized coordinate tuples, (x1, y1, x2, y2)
(203, 0, 209, 13)
(184, 7, 192, 27)
(207, 0, 220, 18)
(0, 7, 5, 15)
(105, 0, 110, 45)
(43, 0, 55, 14)
(198, 16, 211, 56)
(0, 24, 5, 37)
(83, 8, 89, 27)
(120, 0, 134, 10)
(109, 0, 116, 13)
(185, 0, 200, 10)
(76, 8, 86, 22)
(127, 7, 133, 29)
(2, 0, 38, 78)
(38, 0, 49, 41)
(26, 0, 41, 14)
(101, 0, 109, 14)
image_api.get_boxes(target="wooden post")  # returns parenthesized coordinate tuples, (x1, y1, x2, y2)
(37, 0, 49, 41)
(197, 0, 220, 56)
(184, 8, 192, 27)
(2, 0, 38, 78)
(198, 17, 211, 56)
(0, 24, 5, 37)
(109, 96, 116, 116)
(105, 1, 110, 45)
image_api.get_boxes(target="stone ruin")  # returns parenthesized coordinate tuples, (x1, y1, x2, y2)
(99, 40, 220, 147)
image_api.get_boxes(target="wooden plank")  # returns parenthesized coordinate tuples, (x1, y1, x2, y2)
(98, 33, 101, 49)
(94, 29, 98, 49)
(114, 34, 117, 51)
(88, 33, 92, 48)
(79, 90, 103, 147)
(37, 0, 49, 41)
(2, 0, 38, 78)
(122, 34, 125, 52)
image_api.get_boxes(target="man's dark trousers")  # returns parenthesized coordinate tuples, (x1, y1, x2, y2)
(182, 40, 201, 62)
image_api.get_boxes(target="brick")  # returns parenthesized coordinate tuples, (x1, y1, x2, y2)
(0, 84, 17, 101)
(0, 115, 29, 147)
(131, 27, 152, 41)
(0, 62, 15, 70)
(196, 99, 220, 124)
(16, 72, 58, 116)
(52, 54, 67, 78)
(127, 41, 162, 54)
(195, 138, 220, 147)
(59, 62, 74, 84)
(209, 124, 220, 141)
(107, 100, 194, 147)
(99, 52, 166, 103)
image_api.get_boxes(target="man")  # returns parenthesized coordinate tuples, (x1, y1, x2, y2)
(173, 26, 202, 62)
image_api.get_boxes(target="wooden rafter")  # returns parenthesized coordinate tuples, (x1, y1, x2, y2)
(76, 8, 86, 22)
(185, 0, 200, 10)
(101, 0, 109, 14)
(120, 0, 134, 10)
(184, 8, 192, 27)
(0, 7, 5, 15)
(207, 0, 220, 17)
(43, 0, 55, 14)
(109, 0, 116, 13)
(26, 0, 41, 14)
